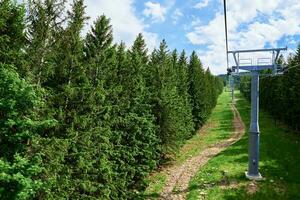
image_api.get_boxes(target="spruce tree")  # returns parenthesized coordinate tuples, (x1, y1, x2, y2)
(148, 40, 192, 156)
(0, 0, 26, 68)
(26, 0, 66, 84)
(177, 50, 189, 96)
(188, 51, 206, 128)
(0, 65, 55, 200)
(83, 15, 118, 198)
(1, 1, 225, 197)
(204, 68, 215, 113)
(282, 45, 300, 130)
(0, 2, 54, 199)
(175, 50, 195, 139)
(125, 34, 160, 193)
(84, 15, 114, 85)
(35, 0, 91, 198)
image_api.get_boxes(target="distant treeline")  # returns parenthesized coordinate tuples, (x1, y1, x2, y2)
(240, 46, 300, 131)
(0, 0, 223, 199)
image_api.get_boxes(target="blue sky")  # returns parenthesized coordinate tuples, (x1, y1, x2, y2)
(67, 0, 300, 74)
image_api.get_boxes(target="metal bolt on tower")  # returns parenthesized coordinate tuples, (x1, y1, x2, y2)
(228, 47, 287, 180)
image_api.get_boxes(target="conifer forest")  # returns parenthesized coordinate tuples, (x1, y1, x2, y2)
(0, 0, 222, 199)
(1, 0, 300, 199)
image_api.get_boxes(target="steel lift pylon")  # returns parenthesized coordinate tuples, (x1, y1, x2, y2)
(227, 47, 287, 180)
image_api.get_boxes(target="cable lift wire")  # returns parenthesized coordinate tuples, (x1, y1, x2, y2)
(223, 0, 229, 70)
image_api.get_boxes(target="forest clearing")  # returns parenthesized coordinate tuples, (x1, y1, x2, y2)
(1, 0, 300, 199)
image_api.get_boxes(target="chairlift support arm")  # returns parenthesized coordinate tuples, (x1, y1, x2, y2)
(228, 47, 287, 54)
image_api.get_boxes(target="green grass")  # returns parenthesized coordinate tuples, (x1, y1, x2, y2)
(176, 91, 234, 164)
(187, 90, 300, 200)
(144, 91, 234, 197)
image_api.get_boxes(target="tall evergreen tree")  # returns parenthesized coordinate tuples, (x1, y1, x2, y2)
(204, 68, 216, 113)
(100, 36, 160, 198)
(26, 0, 66, 84)
(281, 46, 300, 130)
(177, 50, 189, 96)
(148, 40, 193, 156)
(83, 15, 118, 198)
(0, 65, 55, 200)
(0, 0, 26, 67)
(188, 51, 206, 128)
(124, 34, 160, 193)
(0, 1, 224, 197)
(0, 1, 54, 199)
(84, 15, 114, 85)
(172, 50, 194, 139)
(35, 0, 91, 198)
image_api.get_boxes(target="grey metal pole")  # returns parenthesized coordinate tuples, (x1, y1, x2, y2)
(231, 78, 234, 103)
(246, 71, 262, 180)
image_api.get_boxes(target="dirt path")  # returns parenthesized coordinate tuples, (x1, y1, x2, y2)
(158, 103, 245, 200)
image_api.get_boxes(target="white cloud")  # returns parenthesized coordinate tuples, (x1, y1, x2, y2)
(194, 0, 210, 10)
(83, 0, 159, 50)
(186, 32, 205, 44)
(143, 1, 167, 23)
(172, 8, 183, 24)
(143, 0, 176, 23)
(187, 0, 300, 74)
(191, 18, 202, 27)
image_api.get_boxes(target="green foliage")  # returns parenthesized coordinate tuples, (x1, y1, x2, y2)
(0, 65, 54, 200)
(147, 41, 191, 156)
(188, 52, 222, 129)
(26, 0, 66, 84)
(0, 0, 26, 67)
(174, 50, 195, 140)
(0, 0, 223, 198)
(0, 3, 53, 199)
(239, 75, 251, 100)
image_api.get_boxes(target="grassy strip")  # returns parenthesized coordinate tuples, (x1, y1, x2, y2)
(144, 91, 234, 197)
(187, 90, 300, 200)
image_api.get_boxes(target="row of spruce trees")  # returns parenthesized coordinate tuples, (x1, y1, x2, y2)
(0, 0, 223, 199)
(240, 45, 300, 131)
